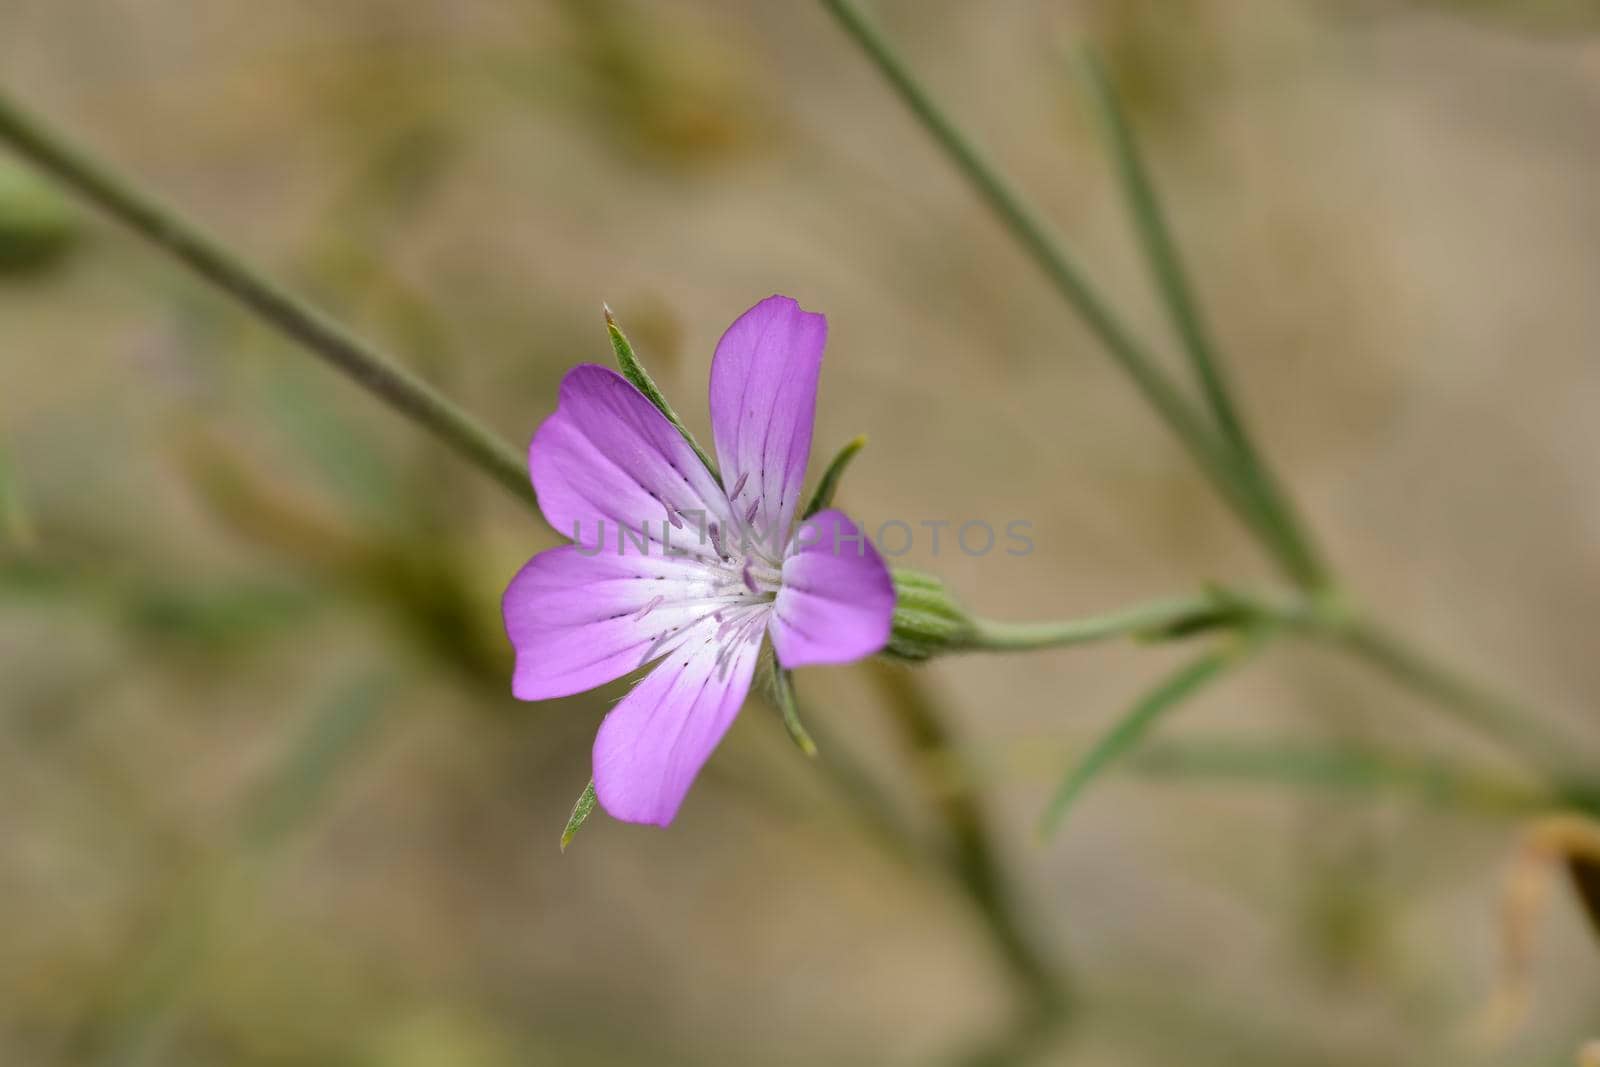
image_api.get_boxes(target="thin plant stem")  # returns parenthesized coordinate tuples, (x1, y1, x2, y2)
(0, 89, 536, 511)
(1070, 46, 1327, 590)
(1337, 618, 1592, 787)
(816, 0, 1312, 586)
(961, 593, 1242, 653)
(964, 588, 1587, 788)
(816, 0, 1595, 788)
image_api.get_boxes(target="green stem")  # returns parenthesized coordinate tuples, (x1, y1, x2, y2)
(0, 89, 536, 511)
(1336, 618, 1590, 786)
(1071, 47, 1327, 590)
(962, 594, 1232, 653)
(817, 0, 1307, 586)
(963, 588, 1590, 792)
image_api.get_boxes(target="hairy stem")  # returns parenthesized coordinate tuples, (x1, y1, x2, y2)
(0, 89, 536, 510)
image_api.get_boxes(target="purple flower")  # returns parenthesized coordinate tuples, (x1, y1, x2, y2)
(503, 296, 895, 826)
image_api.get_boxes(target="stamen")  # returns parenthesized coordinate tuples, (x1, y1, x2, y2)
(708, 522, 727, 560)
(634, 595, 664, 620)
(744, 498, 759, 525)
(741, 563, 759, 595)
(665, 507, 684, 530)
(729, 471, 749, 500)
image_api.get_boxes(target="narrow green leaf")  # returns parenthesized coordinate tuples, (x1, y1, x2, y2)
(1039, 640, 1256, 837)
(560, 778, 598, 852)
(1072, 45, 1326, 591)
(772, 668, 818, 758)
(604, 305, 718, 479)
(1131, 737, 1558, 815)
(802, 435, 866, 519)
(240, 673, 394, 851)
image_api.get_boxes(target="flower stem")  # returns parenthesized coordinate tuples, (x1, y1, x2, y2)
(962, 594, 1234, 653)
(816, 0, 1312, 588)
(1070, 46, 1328, 591)
(0, 88, 536, 511)
(964, 588, 1593, 789)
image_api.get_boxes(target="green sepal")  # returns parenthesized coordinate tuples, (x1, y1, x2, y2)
(604, 305, 719, 480)
(771, 667, 818, 758)
(560, 778, 598, 853)
(884, 568, 975, 661)
(802, 435, 866, 519)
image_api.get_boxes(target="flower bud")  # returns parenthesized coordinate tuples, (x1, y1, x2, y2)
(885, 568, 974, 661)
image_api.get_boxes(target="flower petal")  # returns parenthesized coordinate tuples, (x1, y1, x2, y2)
(503, 545, 738, 701)
(532, 364, 732, 560)
(708, 295, 826, 551)
(592, 613, 765, 826)
(769, 509, 893, 669)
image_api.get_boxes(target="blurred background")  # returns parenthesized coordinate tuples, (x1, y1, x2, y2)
(4, 1, 1600, 1063)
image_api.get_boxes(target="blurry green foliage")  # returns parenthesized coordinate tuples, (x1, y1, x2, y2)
(0, 445, 36, 548)
(0, 556, 320, 653)
(175, 426, 509, 685)
(1086, 0, 1227, 131)
(365, 1009, 519, 1067)
(0, 160, 78, 273)
(238, 673, 395, 851)
(554, 0, 774, 165)
(68, 674, 395, 1066)
(1374, 0, 1600, 32)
